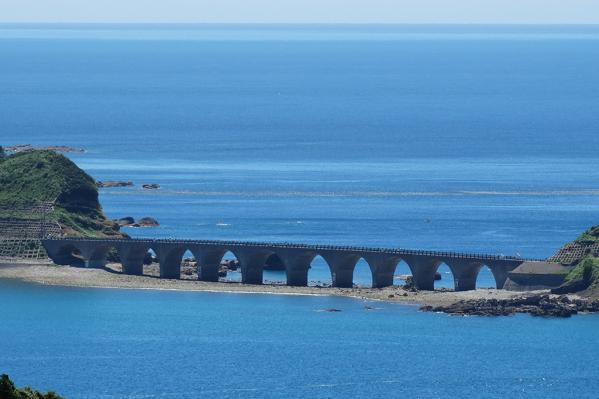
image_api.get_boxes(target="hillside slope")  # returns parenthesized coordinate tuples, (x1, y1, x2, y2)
(0, 149, 122, 237)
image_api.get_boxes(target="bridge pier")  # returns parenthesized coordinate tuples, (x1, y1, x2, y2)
(277, 250, 315, 287)
(78, 244, 111, 269)
(323, 253, 360, 288)
(364, 254, 401, 288)
(118, 244, 148, 275)
(156, 244, 186, 279)
(192, 248, 227, 282)
(402, 256, 440, 291)
(486, 260, 517, 289)
(445, 260, 483, 291)
(236, 249, 272, 285)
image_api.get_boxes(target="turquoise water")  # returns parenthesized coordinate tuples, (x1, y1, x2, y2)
(2, 280, 599, 398)
(1, 24, 599, 396)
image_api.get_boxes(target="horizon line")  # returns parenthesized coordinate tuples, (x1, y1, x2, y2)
(1, 22, 599, 26)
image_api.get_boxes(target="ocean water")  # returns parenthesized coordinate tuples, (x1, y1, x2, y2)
(2, 280, 599, 399)
(1, 24, 599, 397)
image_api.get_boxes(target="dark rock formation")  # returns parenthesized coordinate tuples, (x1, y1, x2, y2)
(421, 294, 599, 318)
(434, 271, 442, 281)
(97, 181, 133, 188)
(137, 217, 159, 227)
(117, 217, 135, 226)
(142, 183, 160, 189)
(221, 259, 239, 271)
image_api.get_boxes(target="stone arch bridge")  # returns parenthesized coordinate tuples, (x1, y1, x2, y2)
(42, 238, 533, 291)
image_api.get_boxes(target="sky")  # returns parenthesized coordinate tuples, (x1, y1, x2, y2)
(0, 0, 598, 24)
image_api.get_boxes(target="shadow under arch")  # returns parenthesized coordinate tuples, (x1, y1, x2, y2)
(263, 253, 287, 285)
(52, 243, 84, 267)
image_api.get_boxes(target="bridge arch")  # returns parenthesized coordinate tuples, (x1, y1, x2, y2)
(352, 257, 373, 288)
(475, 264, 496, 289)
(50, 242, 84, 266)
(262, 253, 287, 285)
(392, 260, 413, 287)
(217, 250, 242, 282)
(435, 262, 457, 290)
(307, 254, 333, 287)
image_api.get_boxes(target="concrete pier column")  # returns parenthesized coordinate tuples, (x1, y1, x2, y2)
(486, 260, 520, 289)
(191, 248, 227, 282)
(235, 249, 272, 285)
(79, 243, 111, 269)
(445, 260, 483, 291)
(402, 255, 440, 291)
(277, 250, 316, 287)
(156, 244, 186, 279)
(363, 254, 401, 288)
(118, 244, 149, 275)
(322, 253, 360, 288)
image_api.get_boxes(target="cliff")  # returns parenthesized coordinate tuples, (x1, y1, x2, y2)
(550, 225, 599, 296)
(0, 149, 123, 237)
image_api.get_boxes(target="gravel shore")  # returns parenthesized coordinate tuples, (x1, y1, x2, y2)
(0, 262, 542, 307)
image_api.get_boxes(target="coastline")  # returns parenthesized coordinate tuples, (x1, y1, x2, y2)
(0, 262, 543, 308)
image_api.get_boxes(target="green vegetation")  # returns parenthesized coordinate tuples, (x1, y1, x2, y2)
(0, 374, 63, 399)
(0, 146, 5, 160)
(0, 150, 121, 237)
(573, 225, 599, 245)
(565, 256, 599, 287)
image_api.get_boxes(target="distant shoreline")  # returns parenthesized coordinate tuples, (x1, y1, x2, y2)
(0, 262, 533, 308)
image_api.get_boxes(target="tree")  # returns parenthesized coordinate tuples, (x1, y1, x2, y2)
(0, 146, 6, 160)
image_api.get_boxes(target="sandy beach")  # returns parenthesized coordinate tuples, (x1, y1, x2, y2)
(0, 262, 539, 307)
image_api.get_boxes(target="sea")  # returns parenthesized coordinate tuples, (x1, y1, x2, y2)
(1, 24, 599, 398)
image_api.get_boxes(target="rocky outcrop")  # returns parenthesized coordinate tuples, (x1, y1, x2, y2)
(138, 217, 159, 227)
(116, 217, 135, 226)
(97, 181, 133, 188)
(142, 184, 160, 189)
(421, 294, 599, 318)
(117, 216, 160, 228)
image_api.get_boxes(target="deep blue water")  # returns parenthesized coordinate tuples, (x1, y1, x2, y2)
(1, 24, 599, 397)
(2, 280, 599, 399)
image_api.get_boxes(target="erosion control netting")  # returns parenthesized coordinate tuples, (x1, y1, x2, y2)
(0, 203, 61, 262)
(548, 242, 599, 266)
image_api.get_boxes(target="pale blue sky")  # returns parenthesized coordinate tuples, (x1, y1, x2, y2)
(0, 0, 598, 23)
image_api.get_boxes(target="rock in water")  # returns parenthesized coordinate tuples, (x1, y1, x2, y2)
(142, 183, 160, 189)
(97, 181, 133, 188)
(117, 217, 135, 226)
(138, 217, 159, 227)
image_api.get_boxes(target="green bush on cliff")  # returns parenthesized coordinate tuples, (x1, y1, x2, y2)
(574, 225, 599, 245)
(0, 374, 64, 399)
(565, 256, 599, 287)
(0, 150, 121, 237)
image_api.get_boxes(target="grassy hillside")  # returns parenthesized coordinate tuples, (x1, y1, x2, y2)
(0, 149, 122, 237)
(573, 225, 599, 245)
(0, 374, 63, 399)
